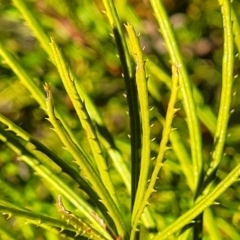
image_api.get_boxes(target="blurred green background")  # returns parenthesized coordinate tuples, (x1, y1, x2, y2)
(1, 0, 240, 239)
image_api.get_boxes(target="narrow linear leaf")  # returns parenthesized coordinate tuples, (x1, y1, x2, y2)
(149, 0, 203, 192)
(125, 24, 151, 224)
(147, 59, 217, 135)
(49, 38, 119, 208)
(43, 83, 126, 238)
(101, 0, 142, 216)
(130, 64, 180, 240)
(204, 0, 234, 180)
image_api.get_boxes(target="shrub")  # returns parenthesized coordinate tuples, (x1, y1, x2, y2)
(0, 0, 240, 239)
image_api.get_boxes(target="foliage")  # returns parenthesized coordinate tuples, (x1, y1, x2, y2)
(0, 0, 240, 239)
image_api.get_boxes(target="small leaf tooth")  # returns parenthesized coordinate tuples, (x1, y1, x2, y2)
(36, 220, 42, 227)
(146, 202, 150, 206)
(73, 223, 78, 228)
(4, 213, 11, 219)
(175, 63, 182, 69)
(91, 212, 106, 228)
(174, 108, 181, 112)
